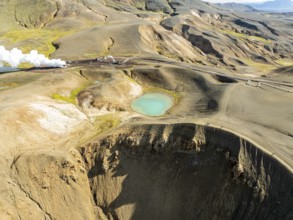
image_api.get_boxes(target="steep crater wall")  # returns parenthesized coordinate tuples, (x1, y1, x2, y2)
(80, 123, 293, 220)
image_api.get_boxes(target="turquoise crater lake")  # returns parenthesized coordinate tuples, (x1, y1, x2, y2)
(131, 93, 173, 116)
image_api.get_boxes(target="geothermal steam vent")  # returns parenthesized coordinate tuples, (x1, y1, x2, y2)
(0, 46, 66, 68)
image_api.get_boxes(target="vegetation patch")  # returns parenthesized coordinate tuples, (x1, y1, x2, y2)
(1, 28, 74, 57)
(0, 82, 18, 91)
(221, 29, 272, 44)
(133, 0, 146, 10)
(79, 114, 121, 145)
(52, 86, 85, 105)
(0, 71, 43, 89)
(275, 59, 293, 66)
(156, 45, 182, 61)
(94, 114, 121, 133)
(240, 58, 275, 73)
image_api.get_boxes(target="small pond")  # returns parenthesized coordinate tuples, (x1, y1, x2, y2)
(131, 93, 173, 116)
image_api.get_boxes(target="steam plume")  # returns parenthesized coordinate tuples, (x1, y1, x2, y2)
(0, 46, 66, 68)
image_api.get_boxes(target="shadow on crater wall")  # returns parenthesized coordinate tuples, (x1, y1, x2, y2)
(80, 124, 293, 220)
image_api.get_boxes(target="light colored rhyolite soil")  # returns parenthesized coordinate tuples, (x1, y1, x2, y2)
(0, 0, 293, 219)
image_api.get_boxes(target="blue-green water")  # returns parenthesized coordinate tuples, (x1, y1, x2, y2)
(131, 93, 173, 116)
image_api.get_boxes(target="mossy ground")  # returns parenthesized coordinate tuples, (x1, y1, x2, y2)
(93, 114, 121, 133)
(52, 86, 86, 105)
(0, 82, 18, 91)
(238, 58, 293, 74)
(156, 45, 182, 61)
(1, 28, 74, 57)
(240, 58, 275, 73)
(275, 59, 293, 66)
(133, 0, 146, 10)
(0, 71, 43, 90)
(221, 29, 272, 44)
(78, 114, 121, 145)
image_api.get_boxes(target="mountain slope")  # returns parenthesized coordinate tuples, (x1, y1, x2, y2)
(249, 0, 293, 12)
(217, 3, 257, 12)
(1, 0, 292, 74)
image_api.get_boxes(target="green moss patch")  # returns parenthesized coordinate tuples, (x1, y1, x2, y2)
(78, 114, 121, 145)
(275, 59, 293, 66)
(221, 29, 272, 44)
(239, 58, 275, 73)
(2, 28, 74, 57)
(94, 114, 121, 133)
(52, 86, 85, 105)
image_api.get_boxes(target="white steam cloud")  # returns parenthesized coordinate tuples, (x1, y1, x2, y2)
(0, 46, 66, 68)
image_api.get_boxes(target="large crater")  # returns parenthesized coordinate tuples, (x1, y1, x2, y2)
(80, 123, 293, 220)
